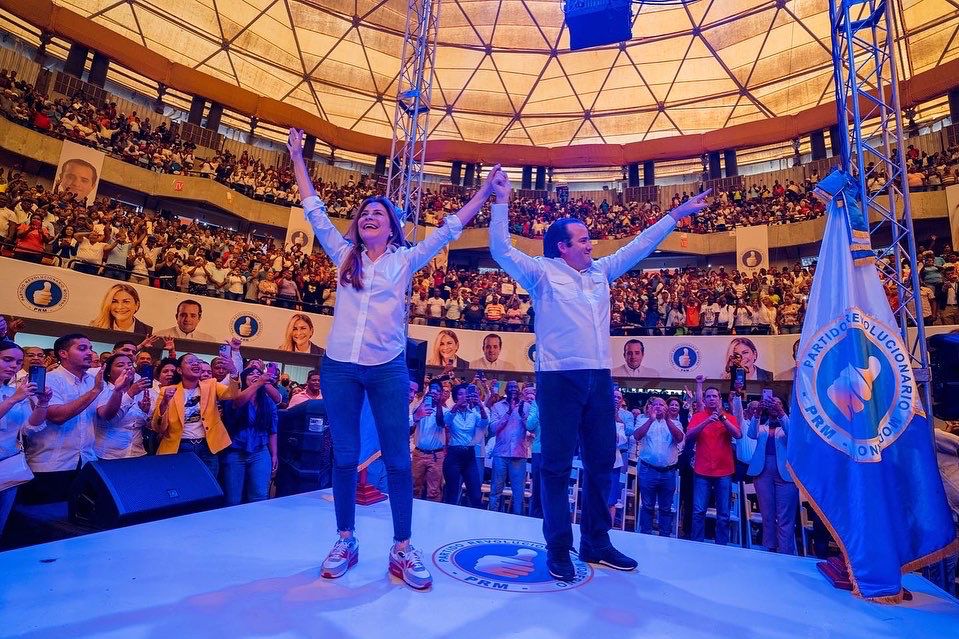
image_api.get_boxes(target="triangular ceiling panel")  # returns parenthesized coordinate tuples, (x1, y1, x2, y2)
(46, 0, 959, 148)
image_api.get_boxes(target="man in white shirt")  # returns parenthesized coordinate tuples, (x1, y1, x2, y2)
(469, 333, 516, 371)
(488, 170, 710, 579)
(21, 333, 103, 503)
(633, 396, 684, 536)
(155, 299, 215, 342)
(611, 339, 658, 378)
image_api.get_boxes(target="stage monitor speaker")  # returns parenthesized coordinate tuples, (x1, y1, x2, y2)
(407, 337, 427, 388)
(930, 333, 959, 419)
(564, 0, 633, 51)
(69, 454, 223, 529)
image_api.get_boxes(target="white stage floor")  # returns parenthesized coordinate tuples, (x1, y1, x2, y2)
(1, 490, 956, 639)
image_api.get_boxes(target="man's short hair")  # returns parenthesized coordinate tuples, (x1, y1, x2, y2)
(62, 157, 98, 185)
(704, 385, 722, 397)
(306, 368, 321, 380)
(54, 333, 88, 360)
(176, 299, 203, 315)
(543, 218, 586, 259)
(113, 339, 136, 351)
(483, 333, 502, 346)
(624, 339, 645, 354)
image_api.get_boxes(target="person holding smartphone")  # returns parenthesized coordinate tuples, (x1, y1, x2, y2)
(0, 339, 52, 535)
(743, 390, 798, 554)
(487, 380, 530, 515)
(441, 383, 488, 508)
(288, 127, 499, 590)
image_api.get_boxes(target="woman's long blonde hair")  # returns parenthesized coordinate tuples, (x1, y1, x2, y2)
(428, 329, 460, 366)
(90, 284, 141, 329)
(339, 196, 407, 290)
(280, 313, 314, 352)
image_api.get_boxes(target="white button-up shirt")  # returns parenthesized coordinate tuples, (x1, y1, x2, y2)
(489, 203, 676, 371)
(25, 366, 99, 472)
(94, 386, 155, 460)
(303, 195, 464, 365)
(637, 418, 683, 468)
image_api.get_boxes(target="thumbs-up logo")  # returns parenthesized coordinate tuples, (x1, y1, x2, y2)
(32, 281, 53, 306)
(18, 277, 67, 312)
(231, 313, 260, 340)
(669, 343, 700, 372)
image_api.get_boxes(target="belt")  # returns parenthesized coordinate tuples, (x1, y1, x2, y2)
(415, 447, 444, 454)
(182, 437, 206, 445)
(641, 460, 679, 473)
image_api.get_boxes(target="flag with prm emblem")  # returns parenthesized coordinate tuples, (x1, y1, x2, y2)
(787, 170, 958, 602)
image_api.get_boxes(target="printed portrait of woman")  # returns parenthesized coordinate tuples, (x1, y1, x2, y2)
(427, 328, 468, 368)
(90, 284, 152, 334)
(279, 313, 325, 354)
(722, 336, 773, 382)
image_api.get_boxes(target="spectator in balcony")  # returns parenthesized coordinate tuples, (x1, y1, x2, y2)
(279, 313, 324, 355)
(463, 296, 485, 329)
(444, 289, 466, 325)
(88, 284, 153, 334)
(13, 213, 51, 262)
(425, 289, 446, 326)
(275, 269, 301, 309)
(484, 294, 506, 325)
(257, 270, 278, 305)
(72, 229, 110, 276)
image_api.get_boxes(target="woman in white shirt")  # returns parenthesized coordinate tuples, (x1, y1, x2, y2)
(288, 127, 498, 590)
(94, 353, 154, 460)
(0, 340, 51, 535)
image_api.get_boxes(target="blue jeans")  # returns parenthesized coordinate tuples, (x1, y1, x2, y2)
(536, 369, 615, 553)
(320, 354, 413, 542)
(178, 438, 219, 480)
(692, 474, 732, 545)
(221, 446, 272, 506)
(0, 486, 17, 537)
(529, 452, 543, 518)
(639, 463, 677, 536)
(443, 446, 482, 508)
(489, 456, 527, 515)
(922, 552, 958, 597)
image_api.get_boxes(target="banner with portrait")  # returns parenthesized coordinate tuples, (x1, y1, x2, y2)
(285, 206, 314, 255)
(5, 258, 952, 381)
(735, 224, 769, 276)
(53, 140, 105, 207)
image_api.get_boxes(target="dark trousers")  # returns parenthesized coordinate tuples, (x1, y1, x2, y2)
(442, 445, 482, 508)
(536, 368, 615, 553)
(529, 452, 543, 518)
(16, 465, 81, 505)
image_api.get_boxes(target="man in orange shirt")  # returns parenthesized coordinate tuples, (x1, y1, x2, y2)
(686, 386, 741, 545)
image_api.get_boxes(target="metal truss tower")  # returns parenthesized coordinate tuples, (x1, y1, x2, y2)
(828, 0, 931, 408)
(386, 0, 441, 241)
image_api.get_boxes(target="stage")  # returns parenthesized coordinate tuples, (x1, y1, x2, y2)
(0, 491, 956, 639)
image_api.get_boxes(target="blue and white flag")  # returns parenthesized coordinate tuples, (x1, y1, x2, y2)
(787, 170, 958, 602)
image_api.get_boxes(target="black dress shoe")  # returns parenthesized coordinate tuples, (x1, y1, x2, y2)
(578, 544, 638, 571)
(546, 548, 576, 581)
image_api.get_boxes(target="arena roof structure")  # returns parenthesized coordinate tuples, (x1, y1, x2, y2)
(3, 1, 958, 165)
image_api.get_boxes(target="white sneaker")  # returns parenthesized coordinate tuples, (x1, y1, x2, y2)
(388, 544, 432, 590)
(321, 537, 358, 579)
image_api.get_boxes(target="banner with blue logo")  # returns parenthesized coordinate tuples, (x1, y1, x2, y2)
(787, 178, 958, 602)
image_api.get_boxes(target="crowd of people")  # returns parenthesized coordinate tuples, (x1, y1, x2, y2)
(8, 67, 959, 245)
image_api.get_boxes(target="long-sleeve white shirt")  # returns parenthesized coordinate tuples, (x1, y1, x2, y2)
(489, 203, 676, 371)
(303, 195, 463, 365)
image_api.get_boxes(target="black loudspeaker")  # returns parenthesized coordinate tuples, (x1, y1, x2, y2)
(565, 0, 633, 51)
(278, 399, 333, 496)
(205, 101, 224, 132)
(627, 162, 639, 187)
(535, 165, 546, 190)
(521, 166, 533, 190)
(87, 52, 109, 87)
(374, 155, 387, 175)
(464, 163, 476, 187)
(69, 455, 224, 529)
(930, 333, 959, 420)
(450, 160, 462, 185)
(407, 337, 427, 388)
